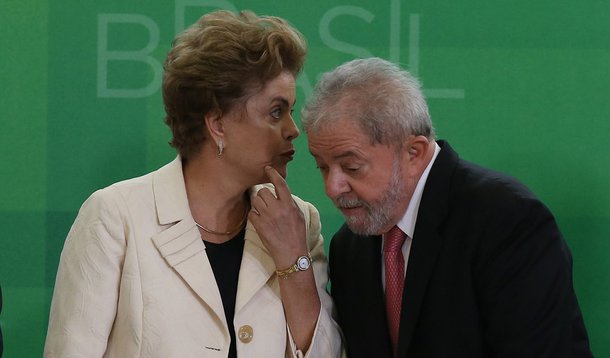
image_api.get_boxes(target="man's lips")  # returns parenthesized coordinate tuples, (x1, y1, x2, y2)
(338, 205, 363, 215)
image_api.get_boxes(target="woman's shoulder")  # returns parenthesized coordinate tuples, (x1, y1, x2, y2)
(82, 157, 181, 215)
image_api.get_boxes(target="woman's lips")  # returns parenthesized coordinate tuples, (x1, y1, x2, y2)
(281, 149, 295, 161)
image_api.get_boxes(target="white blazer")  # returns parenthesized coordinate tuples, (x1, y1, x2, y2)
(44, 157, 342, 357)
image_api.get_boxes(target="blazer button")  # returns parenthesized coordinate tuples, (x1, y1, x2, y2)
(238, 325, 253, 343)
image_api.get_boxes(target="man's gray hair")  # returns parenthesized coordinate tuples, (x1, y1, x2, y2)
(301, 57, 434, 147)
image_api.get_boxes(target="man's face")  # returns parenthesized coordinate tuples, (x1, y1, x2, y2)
(307, 118, 413, 235)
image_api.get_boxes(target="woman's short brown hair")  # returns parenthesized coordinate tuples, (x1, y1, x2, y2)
(162, 10, 307, 159)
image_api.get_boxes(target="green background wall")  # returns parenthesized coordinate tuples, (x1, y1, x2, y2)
(1, 0, 609, 356)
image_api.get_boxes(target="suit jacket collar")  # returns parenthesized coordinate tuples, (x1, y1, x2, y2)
(397, 140, 459, 356)
(150, 157, 277, 329)
(152, 156, 192, 225)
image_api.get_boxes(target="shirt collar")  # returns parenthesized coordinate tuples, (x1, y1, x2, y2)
(395, 141, 441, 238)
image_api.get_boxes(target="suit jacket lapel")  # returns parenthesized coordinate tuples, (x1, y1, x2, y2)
(235, 221, 276, 314)
(397, 217, 443, 355)
(331, 229, 391, 357)
(397, 141, 457, 356)
(361, 235, 392, 355)
(151, 220, 226, 328)
(235, 184, 295, 314)
(150, 156, 226, 328)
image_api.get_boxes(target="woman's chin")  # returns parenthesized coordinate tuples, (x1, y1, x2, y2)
(269, 163, 288, 179)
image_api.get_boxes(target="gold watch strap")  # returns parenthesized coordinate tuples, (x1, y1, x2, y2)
(275, 264, 298, 279)
(275, 253, 312, 279)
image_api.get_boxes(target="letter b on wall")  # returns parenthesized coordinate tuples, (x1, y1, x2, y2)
(97, 14, 162, 98)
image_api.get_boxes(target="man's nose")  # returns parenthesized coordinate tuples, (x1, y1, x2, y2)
(325, 169, 350, 200)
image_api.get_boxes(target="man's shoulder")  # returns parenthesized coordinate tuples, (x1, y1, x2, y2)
(428, 143, 550, 227)
(435, 140, 537, 202)
(454, 158, 539, 205)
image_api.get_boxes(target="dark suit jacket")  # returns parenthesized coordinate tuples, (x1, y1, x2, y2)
(329, 140, 592, 358)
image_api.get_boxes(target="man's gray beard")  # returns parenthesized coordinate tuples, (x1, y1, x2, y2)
(334, 161, 405, 235)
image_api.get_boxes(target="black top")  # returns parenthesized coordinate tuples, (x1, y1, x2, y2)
(203, 228, 246, 358)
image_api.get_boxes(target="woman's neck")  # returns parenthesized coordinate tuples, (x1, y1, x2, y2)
(183, 152, 250, 243)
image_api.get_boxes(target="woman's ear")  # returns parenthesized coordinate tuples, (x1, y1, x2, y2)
(204, 108, 224, 145)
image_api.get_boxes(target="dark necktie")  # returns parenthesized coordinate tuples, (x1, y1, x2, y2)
(384, 225, 406, 357)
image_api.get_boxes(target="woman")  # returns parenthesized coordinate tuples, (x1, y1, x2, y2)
(44, 10, 342, 357)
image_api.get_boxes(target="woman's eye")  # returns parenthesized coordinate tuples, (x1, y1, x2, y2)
(271, 108, 281, 119)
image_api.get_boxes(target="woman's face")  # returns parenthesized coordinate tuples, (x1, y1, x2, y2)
(222, 71, 299, 185)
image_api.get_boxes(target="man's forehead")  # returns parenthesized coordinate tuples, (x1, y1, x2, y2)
(308, 115, 366, 137)
(308, 129, 385, 162)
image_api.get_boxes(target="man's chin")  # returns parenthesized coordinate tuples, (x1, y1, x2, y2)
(344, 217, 372, 236)
(344, 214, 390, 236)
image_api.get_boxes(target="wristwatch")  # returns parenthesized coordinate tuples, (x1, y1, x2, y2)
(275, 253, 313, 279)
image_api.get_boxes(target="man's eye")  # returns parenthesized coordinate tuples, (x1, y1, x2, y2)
(341, 163, 361, 173)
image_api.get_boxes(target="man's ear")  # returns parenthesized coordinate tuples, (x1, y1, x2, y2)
(404, 135, 432, 174)
(204, 108, 224, 145)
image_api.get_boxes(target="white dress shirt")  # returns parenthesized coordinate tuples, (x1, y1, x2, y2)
(382, 142, 441, 289)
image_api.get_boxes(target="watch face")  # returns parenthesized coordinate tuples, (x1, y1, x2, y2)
(297, 256, 311, 270)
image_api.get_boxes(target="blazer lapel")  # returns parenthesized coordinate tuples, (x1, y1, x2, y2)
(234, 221, 276, 314)
(151, 220, 226, 327)
(150, 156, 226, 327)
(235, 185, 284, 314)
(397, 141, 457, 356)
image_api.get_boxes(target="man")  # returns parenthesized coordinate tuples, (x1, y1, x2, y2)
(301, 57, 592, 357)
